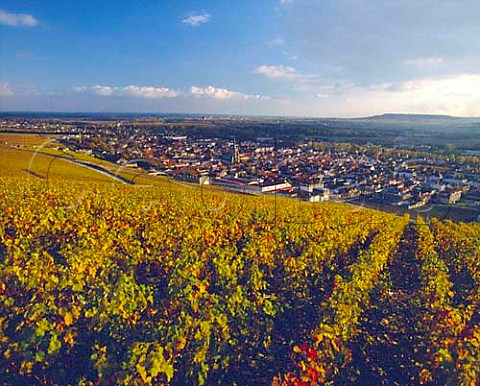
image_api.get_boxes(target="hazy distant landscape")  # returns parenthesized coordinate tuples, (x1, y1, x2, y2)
(1, 118, 479, 385)
(2, 112, 480, 150)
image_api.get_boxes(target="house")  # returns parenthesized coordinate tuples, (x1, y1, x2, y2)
(298, 187, 330, 202)
(297, 177, 324, 193)
(212, 176, 261, 194)
(259, 178, 292, 194)
(171, 169, 210, 185)
(436, 189, 462, 205)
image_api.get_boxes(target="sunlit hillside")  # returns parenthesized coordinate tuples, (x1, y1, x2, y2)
(0, 133, 157, 185)
(1, 139, 479, 385)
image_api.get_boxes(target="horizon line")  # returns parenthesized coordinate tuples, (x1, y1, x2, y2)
(1, 110, 479, 120)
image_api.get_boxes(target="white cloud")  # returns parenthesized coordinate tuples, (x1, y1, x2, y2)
(404, 57, 444, 67)
(0, 10, 38, 27)
(88, 84, 268, 101)
(0, 83, 42, 97)
(190, 85, 267, 100)
(182, 13, 211, 26)
(279, 0, 293, 6)
(255, 65, 301, 80)
(0, 83, 14, 97)
(123, 85, 180, 98)
(332, 74, 480, 117)
(72, 86, 87, 93)
(92, 85, 115, 96)
(92, 85, 181, 98)
(265, 73, 480, 117)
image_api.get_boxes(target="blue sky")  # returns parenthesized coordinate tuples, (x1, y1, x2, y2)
(1, 0, 479, 117)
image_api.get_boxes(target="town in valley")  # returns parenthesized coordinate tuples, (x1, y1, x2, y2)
(2, 113, 479, 222)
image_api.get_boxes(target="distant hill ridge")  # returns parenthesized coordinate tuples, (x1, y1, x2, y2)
(362, 113, 462, 120)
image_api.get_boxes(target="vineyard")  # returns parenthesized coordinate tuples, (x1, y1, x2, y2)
(1, 173, 479, 385)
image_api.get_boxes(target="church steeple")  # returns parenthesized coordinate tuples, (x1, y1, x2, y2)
(232, 139, 240, 164)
